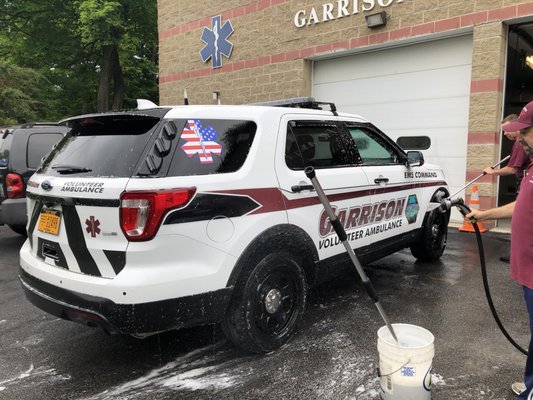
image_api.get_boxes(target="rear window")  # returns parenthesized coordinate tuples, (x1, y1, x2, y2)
(38, 115, 160, 178)
(0, 134, 13, 168)
(164, 119, 256, 176)
(27, 133, 64, 169)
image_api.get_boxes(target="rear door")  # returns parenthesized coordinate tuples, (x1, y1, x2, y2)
(26, 112, 166, 278)
(275, 115, 372, 261)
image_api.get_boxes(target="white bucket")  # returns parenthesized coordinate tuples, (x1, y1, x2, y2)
(377, 324, 435, 400)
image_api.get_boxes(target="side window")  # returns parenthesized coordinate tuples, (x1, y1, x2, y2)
(167, 119, 256, 177)
(0, 135, 13, 167)
(347, 127, 399, 166)
(285, 120, 354, 169)
(27, 133, 64, 169)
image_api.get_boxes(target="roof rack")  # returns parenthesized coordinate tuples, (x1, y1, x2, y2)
(20, 122, 60, 128)
(1, 126, 21, 139)
(253, 97, 338, 115)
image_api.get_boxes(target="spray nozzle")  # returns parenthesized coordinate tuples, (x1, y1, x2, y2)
(438, 197, 465, 212)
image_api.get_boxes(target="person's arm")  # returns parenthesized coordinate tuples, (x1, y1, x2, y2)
(465, 201, 515, 222)
(483, 165, 518, 176)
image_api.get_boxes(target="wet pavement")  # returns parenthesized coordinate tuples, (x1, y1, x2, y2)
(0, 224, 527, 399)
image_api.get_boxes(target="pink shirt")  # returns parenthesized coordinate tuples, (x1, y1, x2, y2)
(511, 163, 533, 288)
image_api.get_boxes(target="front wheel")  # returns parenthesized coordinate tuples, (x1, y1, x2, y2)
(410, 208, 449, 262)
(222, 252, 307, 353)
(9, 225, 27, 236)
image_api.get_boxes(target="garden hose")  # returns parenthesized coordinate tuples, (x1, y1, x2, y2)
(448, 200, 528, 356)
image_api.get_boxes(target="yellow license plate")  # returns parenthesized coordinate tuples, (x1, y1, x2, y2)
(38, 209, 61, 235)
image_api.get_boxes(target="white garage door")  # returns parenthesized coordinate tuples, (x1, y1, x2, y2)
(312, 35, 473, 210)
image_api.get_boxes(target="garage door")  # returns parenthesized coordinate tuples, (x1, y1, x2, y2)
(312, 35, 473, 215)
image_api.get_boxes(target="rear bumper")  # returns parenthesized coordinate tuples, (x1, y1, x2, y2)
(0, 197, 26, 226)
(19, 268, 232, 334)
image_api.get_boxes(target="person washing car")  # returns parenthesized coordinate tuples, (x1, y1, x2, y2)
(482, 114, 531, 262)
(483, 114, 530, 192)
(466, 101, 533, 399)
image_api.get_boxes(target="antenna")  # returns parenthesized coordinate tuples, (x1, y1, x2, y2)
(136, 99, 158, 110)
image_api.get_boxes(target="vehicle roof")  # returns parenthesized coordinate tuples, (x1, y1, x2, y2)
(10, 125, 69, 134)
(59, 104, 371, 126)
(162, 105, 370, 123)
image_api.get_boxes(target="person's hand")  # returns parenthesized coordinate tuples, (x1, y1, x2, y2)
(483, 167, 494, 175)
(465, 208, 484, 222)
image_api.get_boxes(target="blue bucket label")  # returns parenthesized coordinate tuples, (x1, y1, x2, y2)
(401, 366, 416, 377)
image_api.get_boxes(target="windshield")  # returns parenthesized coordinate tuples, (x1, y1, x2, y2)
(38, 115, 161, 178)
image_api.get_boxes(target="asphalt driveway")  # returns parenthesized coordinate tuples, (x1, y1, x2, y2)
(0, 225, 527, 399)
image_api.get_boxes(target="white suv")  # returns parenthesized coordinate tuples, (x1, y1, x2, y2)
(19, 99, 449, 353)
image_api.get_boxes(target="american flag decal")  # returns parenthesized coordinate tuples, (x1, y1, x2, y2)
(180, 119, 222, 164)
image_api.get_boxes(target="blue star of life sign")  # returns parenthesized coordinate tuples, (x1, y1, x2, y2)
(200, 15, 234, 69)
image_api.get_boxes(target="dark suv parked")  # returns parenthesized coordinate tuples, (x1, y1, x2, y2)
(0, 123, 69, 235)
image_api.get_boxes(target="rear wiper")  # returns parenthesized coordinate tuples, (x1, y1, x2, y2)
(51, 165, 92, 174)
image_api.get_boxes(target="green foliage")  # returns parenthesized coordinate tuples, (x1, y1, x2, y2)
(0, 61, 61, 125)
(78, 0, 125, 48)
(0, 0, 158, 123)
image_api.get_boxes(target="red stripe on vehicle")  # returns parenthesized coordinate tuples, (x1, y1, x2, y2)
(213, 181, 447, 215)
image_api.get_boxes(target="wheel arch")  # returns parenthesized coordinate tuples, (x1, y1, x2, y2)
(420, 186, 450, 225)
(226, 224, 319, 290)
(429, 186, 450, 207)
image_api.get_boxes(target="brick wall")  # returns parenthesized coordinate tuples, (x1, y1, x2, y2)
(157, 0, 533, 212)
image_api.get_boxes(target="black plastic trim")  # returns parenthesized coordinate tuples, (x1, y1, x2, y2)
(164, 193, 260, 225)
(19, 269, 232, 334)
(313, 229, 419, 285)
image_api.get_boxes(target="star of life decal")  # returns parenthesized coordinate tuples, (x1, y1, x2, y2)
(200, 15, 234, 69)
(180, 119, 222, 164)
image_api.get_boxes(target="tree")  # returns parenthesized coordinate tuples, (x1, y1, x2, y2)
(0, 0, 158, 120)
(77, 0, 159, 112)
(78, 0, 125, 111)
(0, 61, 60, 125)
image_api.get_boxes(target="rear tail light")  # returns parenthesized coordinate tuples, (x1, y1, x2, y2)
(6, 173, 24, 199)
(120, 188, 196, 241)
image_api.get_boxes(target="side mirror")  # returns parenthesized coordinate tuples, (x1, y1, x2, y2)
(406, 151, 424, 167)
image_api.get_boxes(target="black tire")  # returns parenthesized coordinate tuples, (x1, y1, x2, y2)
(410, 208, 449, 262)
(9, 225, 27, 236)
(222, 252, 307, 353)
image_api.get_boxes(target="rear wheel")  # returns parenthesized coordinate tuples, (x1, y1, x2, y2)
(410, 208, 449, 262)
(222, 252, 307, 353)
(9, 224, 27, 236)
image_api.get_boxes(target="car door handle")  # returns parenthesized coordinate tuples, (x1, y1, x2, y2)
(374, 177, 389, 184)
(291, 184, 315, 193)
